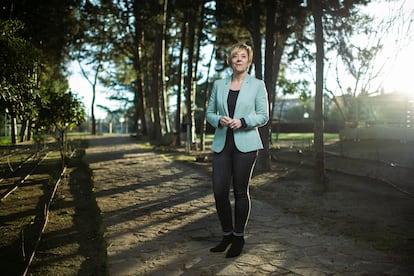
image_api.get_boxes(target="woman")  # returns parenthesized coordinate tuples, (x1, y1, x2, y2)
(206, 42, 269, 258)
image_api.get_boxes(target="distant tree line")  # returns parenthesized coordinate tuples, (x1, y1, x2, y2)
(72, 0, 376, 184)
(0, 0, 85, 145)
(5, 0, 402, 187)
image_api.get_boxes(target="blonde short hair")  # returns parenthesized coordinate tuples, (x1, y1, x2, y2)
(227, 42, 253, 66)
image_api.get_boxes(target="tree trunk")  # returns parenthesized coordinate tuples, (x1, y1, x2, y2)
(91, 83, 96, 135)
(192, 1, 205, 151)
(11, 115, 16, 144)
(311, 0, 327, 189)
(27, 120, 32, 141)
(78, 61, 100, 135)
(151, 32, 163, 142)
(200, 47, 215, 152)
(19, 119, 27, 142)
(184, 3, 197, 153)
(256, 0, 278, 174)
(91, 64, 100, 135)
(132, 1, 147, 137)
(175, 17, 187, 146)
(147, 1, 169, 143)
(160, 0, 170, 135)
(249, 0, 263, 80)
(270, 41, 284, 120)
(132, 75, 147, 136)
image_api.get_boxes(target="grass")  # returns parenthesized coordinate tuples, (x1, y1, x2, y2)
(0, 136, 12, 145)
(272, 133, 339, 141)
(0, 133, 94, 146)
(270, 133, 339, 150)
(206, 133, 339, 141)
(1, 132, 340, 147)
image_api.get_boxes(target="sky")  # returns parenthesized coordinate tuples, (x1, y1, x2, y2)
(358, 0, 413, 95)
(68, 62, 117, 119)
(68, 0, 414, 119)
(381, 44, 412, 93)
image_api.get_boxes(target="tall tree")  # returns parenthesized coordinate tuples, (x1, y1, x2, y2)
(105, 0, 171, 144)
(0, 19, 40, 144)
(248, 0, 263, 80)
(253, 0, 307, 173)
(1, 0, 83, 143)
(1, 0, 81, 65)
(305, 0, 371, 187)
(105, 0, 151, 137)
(73, 0, 116, 134)
(149, 0, 172, 142)
(160, 0, 170, 135)
(311, 0, 326, 188)
(150, 1, 164, 142)
(175, 16, 187, 146)
(199, 46, 216, 151)
(183, 1, 198, 151)
(132, 0, 148, 136)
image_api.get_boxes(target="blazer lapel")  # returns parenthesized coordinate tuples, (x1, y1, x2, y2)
(234, 74, 252, 117)
(221, 77, 231, 116)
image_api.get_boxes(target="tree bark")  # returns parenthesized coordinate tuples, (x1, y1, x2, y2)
(91, 82, 96, 135)
(256, 0, 278, 174)
(150, 9, 163, 142)
(11, 116, 17, 144)
(160, 0, 170, 135)
(175, 18, 187, 146)
(311, 0, 327, 189)
(184, 2, 197, 152)
(78, 61, 101, 135)
(132, 0, 147, 137)
(200, 47, 215, 152)
(249, 0, 262, 80)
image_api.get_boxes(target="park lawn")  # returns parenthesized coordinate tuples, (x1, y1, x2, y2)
(204, 132, 339, 141)
(0, 136, 11, 145)
(1, 132, 340, 146)
(273, 132, 339, 141)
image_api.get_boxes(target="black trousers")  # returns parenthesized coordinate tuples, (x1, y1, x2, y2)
(212, 133, 258, 235)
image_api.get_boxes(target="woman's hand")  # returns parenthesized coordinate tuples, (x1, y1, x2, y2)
(228, 119, 242, 129)
(220, 116, 241, 129)
(220, 116, 232, 127)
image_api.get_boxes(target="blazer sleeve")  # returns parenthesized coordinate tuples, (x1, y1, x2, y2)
(206, 80, 221, 128)
(243, 80, 269, 128)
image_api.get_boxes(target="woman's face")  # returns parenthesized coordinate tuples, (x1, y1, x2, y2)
(230, 48, 250, 74)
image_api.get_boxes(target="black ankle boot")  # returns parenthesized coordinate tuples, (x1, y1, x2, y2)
(225, 236, 244, 258)
(210, 234, 233, 252)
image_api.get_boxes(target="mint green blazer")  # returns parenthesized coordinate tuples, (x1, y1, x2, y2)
(206, 74, 269, 153)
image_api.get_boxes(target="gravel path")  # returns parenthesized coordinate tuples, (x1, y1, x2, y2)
(85, 135, 413, 275)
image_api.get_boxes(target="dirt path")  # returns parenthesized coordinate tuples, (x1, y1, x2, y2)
(85, 135, 414, 275)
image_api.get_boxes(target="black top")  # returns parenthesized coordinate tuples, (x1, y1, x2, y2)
(225, 89, 247, 136)
(227, 89, 239, 118)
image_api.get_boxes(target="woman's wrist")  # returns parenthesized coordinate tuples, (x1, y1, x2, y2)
(240, 118, 247, 128)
